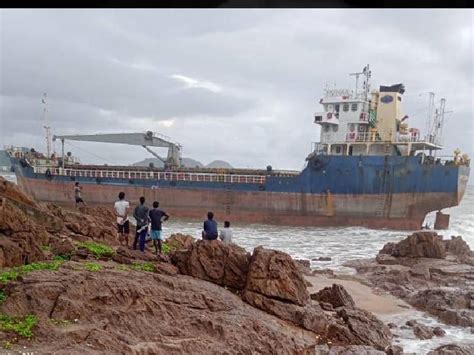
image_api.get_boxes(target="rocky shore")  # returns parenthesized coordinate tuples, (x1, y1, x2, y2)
(0, 176, 473, 354)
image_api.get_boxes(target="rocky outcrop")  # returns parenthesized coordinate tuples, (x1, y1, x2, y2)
(381, 231, 446, 259)
(347, 232, 474, 329)
(1, 262, 321, 354)
(310, 284, 356, 309)
(326, 307, 392, 350)
(245, 246, 310, 306)
(166, 233, 195, 251)
(171, 240, 251, 290)
(428, 343, 474, 355)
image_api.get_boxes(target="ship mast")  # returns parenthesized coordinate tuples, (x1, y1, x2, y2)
(349, 64, 371, 100)
(42, 92, 53, 159)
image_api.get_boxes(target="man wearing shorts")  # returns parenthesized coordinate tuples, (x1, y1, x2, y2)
(148, 201, 169, 255)
(74, 182, 86, 208)
(114, 192, 130, 247)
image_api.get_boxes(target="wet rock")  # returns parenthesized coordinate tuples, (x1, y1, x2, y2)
(311, 284, 356, 309)
(428, 343, 474, 355)
(433, 326, 446, 337)
(313, 256, 332, 261)
(387, 322, 397, 329)
(390, 231, 446, 259)
(326, 307, 392, 350)
(385, 345, 404, 355)
(319, 302, 334, 311)
(245, 246, 310, 305)
(312, 268, 335, 276)
(171, 240, 251, 290)
(408, 288, 473, 327)
(112, 246, 158, 264)
(413, 323, 434, 339)
(315, 345, 386, 354)
(405, 319, 417, 327)
(295, 259, 311, 268)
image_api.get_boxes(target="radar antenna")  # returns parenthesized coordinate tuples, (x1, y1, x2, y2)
(349, 64, 371, 100)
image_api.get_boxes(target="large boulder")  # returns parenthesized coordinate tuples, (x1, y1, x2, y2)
(444, 236, 472, 257)
(171, 240, 251, 290)
(166, 233, 195, 251)
(244, 246, 310, 306)
(326, 307, 392, 351)
(310, 284, 356, 309)
(390, 231, 446, 259)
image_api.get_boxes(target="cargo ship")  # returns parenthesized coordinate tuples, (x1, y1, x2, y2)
(6, 66, 470, 230)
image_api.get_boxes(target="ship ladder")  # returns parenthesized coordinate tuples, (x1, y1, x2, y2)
(375, 195, 386, 218)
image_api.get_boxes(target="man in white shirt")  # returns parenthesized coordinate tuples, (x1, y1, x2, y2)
(219, 220, 233, 245)
(114, 191, 130, 247)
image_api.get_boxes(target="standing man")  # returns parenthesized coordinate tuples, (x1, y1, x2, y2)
(219, 221, 233, 244)
(114, 192, 130, 247)
(202, 211, 218, 240)
(149, 201, 169, 255)
(74, 182, 86, 208)
(133, 196, 150, 252)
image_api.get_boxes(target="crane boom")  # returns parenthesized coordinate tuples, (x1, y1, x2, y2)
(53, 131, 182, 168)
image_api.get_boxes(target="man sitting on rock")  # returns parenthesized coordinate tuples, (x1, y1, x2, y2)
(114, 191, 130, 247)
(219, 220, 233, 244)
(202, 211, 218, 240)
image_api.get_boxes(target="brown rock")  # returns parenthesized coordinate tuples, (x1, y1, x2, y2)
(241, 289, 328, 334)
(171, 240, 250, 290)
(385, 345, 404, 355)
(444, 236, 472, 257)
(111, 246, 158, 264)
(245, 246, 310, 306)
(1, 264, 321, 354)
(428, 343, 474, 355)
(311, 284, 356, 309)
(326, 307, 392, 350)
(433, 326, 446, 337)
(390, 231, 446, 259)
(166, 233, 195, 251)
(413, 323, 434, 339)
(294, 259, 311, 268)
(50, 236, 76, 256)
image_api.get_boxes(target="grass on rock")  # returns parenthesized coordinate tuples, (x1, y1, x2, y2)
(130, 262, 155, 272)
(84, 262, 102, 272)
(0, 291, 6, 305)
(0, 314, 37, 339)
(0, 260, 64, 285)
(77, 241, 114, 258)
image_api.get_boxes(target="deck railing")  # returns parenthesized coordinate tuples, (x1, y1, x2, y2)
(33, 166, 267, 184)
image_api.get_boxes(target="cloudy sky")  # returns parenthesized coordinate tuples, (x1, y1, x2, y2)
(0, 9, 472, 170)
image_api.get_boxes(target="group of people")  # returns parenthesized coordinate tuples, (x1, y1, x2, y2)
(74, 182, 233, 255)
(114, 192, 169, 254)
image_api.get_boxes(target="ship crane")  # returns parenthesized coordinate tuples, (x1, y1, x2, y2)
(52, 131, 182, 169)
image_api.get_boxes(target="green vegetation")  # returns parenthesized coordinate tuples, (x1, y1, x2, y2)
(161, 242, 175, 255)
(130, 262, 155, 273)
(0, 314, 37, 339)
(0, 291, 6, 305)
(50, 318, 71, 326)
(77, 241, 114, 258)
(40, 245, 51, 251)
(84, 262, 102, 272)
(53, 254, 71, 262)
(0, 259, 65, 285)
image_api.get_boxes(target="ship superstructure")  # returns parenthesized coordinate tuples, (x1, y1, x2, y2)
(6, 66, 470, 230)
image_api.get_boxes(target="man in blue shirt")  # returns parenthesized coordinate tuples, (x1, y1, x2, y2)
(202, 211, 218, 240)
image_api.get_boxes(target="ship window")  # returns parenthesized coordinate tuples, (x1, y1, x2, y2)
(335, 104, 340, 112)
(324, 125, 330, 132)
(336, 146, 341, 154)
(351, 103, 358, 111)
(343, 104, 349, 112)
(332, 125, 338, 132)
